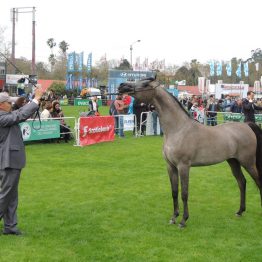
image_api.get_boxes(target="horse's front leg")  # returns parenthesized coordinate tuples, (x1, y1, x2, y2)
(178, 163, 190, 228)
(167, 163, 179, 224)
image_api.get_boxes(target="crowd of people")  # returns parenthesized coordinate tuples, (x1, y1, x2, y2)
(180, 92, 262, 126)
(4, 88, 72, 143)
(109, 92, 161, 137)
(39, 92, 72, 143)
(108, 90, 262, 136)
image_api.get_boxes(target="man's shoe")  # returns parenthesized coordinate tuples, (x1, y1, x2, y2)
(3, 228, 22, 235)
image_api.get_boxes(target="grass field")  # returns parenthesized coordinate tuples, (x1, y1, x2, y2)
(1, 105, 262, 261)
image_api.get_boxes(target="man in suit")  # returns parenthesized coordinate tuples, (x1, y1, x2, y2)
(0, 88, 43, 235)
(242, 91, 262, 123)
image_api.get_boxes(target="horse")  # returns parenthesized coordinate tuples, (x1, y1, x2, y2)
(118, 78, 262, 227)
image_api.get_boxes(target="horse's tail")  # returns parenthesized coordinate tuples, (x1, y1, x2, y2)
(248, 122, 262, 186)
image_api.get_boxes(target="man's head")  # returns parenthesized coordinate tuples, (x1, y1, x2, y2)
(236, 98, 242, 106)
(0, 92, 18, 112)
(247, 91, 255, 99)
(209, 95, 215, 101)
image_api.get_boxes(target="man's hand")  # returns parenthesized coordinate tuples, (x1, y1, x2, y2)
(34, 88, 44, 102)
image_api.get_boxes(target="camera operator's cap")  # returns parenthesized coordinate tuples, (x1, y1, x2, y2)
(0, 92, 19, 103)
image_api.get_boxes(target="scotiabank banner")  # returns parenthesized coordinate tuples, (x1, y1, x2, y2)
(79, 116, 115, 146)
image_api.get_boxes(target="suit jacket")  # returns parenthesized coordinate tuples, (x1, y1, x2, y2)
(242, 98, 262, 123)
(0, 101, 39, 170)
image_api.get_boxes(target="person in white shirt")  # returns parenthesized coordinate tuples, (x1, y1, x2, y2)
(40, 101, 52, 120)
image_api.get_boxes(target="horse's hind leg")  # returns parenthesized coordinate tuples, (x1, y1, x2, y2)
(167, 163, 179, 224)
(243, 164, 262, 208)
(227, 159, 246, 216)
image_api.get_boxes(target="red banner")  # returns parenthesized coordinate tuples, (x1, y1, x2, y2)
(79, 116, 115, 146)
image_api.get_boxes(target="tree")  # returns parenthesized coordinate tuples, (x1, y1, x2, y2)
(251, 48, 262, 63)
(47, 38, 57, 72)
(0, 26, 11, 57)
(48, 81, 66, 97)
(51, 40, 69, 80)
(92, 56, 109, 86)
(115, 59, 132, 70)
(36, 61, 50, 79)
(187, 59, 202, 85)
(59, 41, 69, 55)
(174, 66, 189, 82)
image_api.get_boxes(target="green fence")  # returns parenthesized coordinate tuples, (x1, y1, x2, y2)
(20, 120, 60, 141)
(74, 99, 102, 106)
(223, 113, 262, 123)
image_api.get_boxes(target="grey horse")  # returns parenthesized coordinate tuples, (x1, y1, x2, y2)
(118, 78, 262, 227)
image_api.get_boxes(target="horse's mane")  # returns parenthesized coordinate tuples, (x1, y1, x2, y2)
(162, 88, 191, 118)
(140, 78, 192, 119)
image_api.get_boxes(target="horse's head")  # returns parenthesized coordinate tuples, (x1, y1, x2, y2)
(118, 77, 159, 103)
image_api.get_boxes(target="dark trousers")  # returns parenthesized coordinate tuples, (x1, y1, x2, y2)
(0, 168, 21, 230)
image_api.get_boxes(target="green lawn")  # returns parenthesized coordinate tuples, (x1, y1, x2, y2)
(1, 105, 262, 261)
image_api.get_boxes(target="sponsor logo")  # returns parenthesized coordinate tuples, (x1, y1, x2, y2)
(20, 122, 31, 140)
(77, 101, 89, 105)
(120, 72, 147, 78)
(81, 125, 112, 137)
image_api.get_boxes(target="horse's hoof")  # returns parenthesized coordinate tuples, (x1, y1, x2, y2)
(169, 219, 176, 224)
(235, 212, 242, 217)
(178, 223, 186, 228)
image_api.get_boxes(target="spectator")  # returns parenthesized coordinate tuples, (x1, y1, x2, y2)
(47, 90, 57, 102)
(127, 96, 135, 114)
(88, 96, 100, 116)
(12, 96, 27, 110)
(40, 101, 52, 119)
(222, 95, 232, 112)
(242, 91, 262, 123)
(150, 104, 163, 136)
(51, 101, 71, 143)
(230, 98, 243, 113)
(187, 95, 198, 112)
(114, 95, 125, 137)
(190, 102, 205, 124)
(122, 93, 132, 114)
(133, 99, 148, 135)
(206, 95, 219, 126)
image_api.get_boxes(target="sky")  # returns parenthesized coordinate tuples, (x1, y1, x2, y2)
(0, 0, 262, 68)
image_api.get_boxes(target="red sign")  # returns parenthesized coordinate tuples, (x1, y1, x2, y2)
(79, 116, 115, 146)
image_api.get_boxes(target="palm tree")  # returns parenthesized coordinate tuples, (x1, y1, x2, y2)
(47, 38, 56, 72)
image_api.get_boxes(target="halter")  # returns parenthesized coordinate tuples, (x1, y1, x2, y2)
(130, 81, 161, 95)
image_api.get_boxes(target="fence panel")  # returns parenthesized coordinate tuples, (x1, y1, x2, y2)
(20, 117, 76, 143)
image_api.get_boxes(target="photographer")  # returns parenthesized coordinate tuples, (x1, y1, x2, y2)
(0, 88, 43, 235)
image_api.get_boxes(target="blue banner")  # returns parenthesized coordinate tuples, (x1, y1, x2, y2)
(87, 53, 92, 74)
(78, 52, 83, 72)
(209, 61, 215, 76)
(67, 52, 75, 72)
(75, 54, 80, 72)
(236, 63, 242, 78)
(216, 61, 222, 76)
(78, 75, 83, 91)
(66, 73, 73, 90)
(244, 62, 249, 77)
(226, 62, 232, 76)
